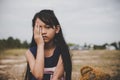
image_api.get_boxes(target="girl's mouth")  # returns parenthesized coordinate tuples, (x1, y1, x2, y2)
(43, 36, 48, 40)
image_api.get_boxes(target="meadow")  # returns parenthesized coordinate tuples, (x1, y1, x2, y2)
(71, 50, 120, 80)
(0, 49, 120, 80)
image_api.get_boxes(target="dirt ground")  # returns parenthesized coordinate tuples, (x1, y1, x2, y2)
(0, 55, 26, 80)
(0, 49, 120, 80)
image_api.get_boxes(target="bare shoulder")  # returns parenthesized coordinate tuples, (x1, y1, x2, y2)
(25, 49, 33, 61)
(25, 49, 31, 56)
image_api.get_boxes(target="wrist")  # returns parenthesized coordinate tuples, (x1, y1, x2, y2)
(37, 44, 44, 47)
(52, 76, 59, 80)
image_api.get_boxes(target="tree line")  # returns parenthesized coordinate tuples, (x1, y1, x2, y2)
(68, 42, 120, 50)
(0, 36, 120, 50)
(93, 42, 120, 50)
(0, 37, 30, 50)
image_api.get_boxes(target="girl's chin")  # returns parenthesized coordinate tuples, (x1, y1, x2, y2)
(44, 40, 49, 43)
(44, 40, 53, 44)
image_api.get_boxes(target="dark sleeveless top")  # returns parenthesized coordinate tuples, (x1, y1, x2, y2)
(29, 46, 61, 80)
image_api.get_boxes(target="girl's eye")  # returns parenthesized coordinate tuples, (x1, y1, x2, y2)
(45, 25, 51, 28)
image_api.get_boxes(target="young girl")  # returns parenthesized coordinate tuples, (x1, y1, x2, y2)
(25, 9, 72, 80)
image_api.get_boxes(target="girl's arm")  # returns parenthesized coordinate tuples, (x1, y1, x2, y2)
(52, 55, 64, 80)
(25, 45, 44, 80)
(25, 24, 44, 80)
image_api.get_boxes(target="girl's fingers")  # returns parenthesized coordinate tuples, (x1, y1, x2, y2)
(39, 27, 42, 35)
(34, 25, 37, 35)
(38, 26, 40, 34)
(34, 24, 39, 35)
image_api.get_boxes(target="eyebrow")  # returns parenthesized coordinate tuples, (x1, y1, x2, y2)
(38, 24, 51, 28)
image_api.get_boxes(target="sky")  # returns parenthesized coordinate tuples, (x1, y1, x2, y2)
(0, 0, 120, 45)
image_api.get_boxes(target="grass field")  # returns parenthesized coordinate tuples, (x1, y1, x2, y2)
(0, 49, 120, 80)
(0, 49, 27, 80)
(71, 50, 120, 80)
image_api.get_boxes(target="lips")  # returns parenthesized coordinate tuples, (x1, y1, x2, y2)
(42, 36, 48, 40)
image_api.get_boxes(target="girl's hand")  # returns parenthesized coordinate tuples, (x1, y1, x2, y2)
(34, 24, 44, 46)
(51, 78, 59, 80)
(51, 75, 61, 80)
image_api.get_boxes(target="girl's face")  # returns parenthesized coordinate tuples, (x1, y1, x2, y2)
(35, 18, 60, 43)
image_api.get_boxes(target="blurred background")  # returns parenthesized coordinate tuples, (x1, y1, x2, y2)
(0, 0, 120, 80)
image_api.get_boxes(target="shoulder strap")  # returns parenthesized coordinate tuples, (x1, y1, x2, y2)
(29, 46, 37, 57)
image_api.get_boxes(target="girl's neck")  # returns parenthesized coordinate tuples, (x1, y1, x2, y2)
(44, 41, 55, 49)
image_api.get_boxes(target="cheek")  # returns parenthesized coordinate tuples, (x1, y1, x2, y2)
(48, 31, 56, 38)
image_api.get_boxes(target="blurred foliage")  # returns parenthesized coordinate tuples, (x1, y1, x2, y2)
(93, 42, 120, 50)
(67, 43, 76, 47)
(93, 45, 106, 50)
(0, 37, 30, 50)
(0, 36, 120, 50)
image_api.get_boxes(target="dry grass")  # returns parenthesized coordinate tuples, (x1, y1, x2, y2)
(71, 50, 120, 80)
(0, 49, 27, 59)
(0, 49, 27, 80)
(0, 49, 120, 80)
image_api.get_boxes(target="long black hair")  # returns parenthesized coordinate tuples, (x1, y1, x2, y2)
(25, 9, 72, 80)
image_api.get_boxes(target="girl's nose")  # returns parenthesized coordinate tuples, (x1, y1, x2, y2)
(41, 28, 46, 34)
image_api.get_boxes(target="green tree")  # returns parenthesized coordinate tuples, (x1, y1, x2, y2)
(22, 40, 30, 48)
(67, 43, 76, 47)
(14, 39, 21, 48)
(0, 39, 6, 50)
(6, 37, 14, 48)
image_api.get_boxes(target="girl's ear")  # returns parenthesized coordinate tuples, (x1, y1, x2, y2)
(55, 25, 60, 34)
